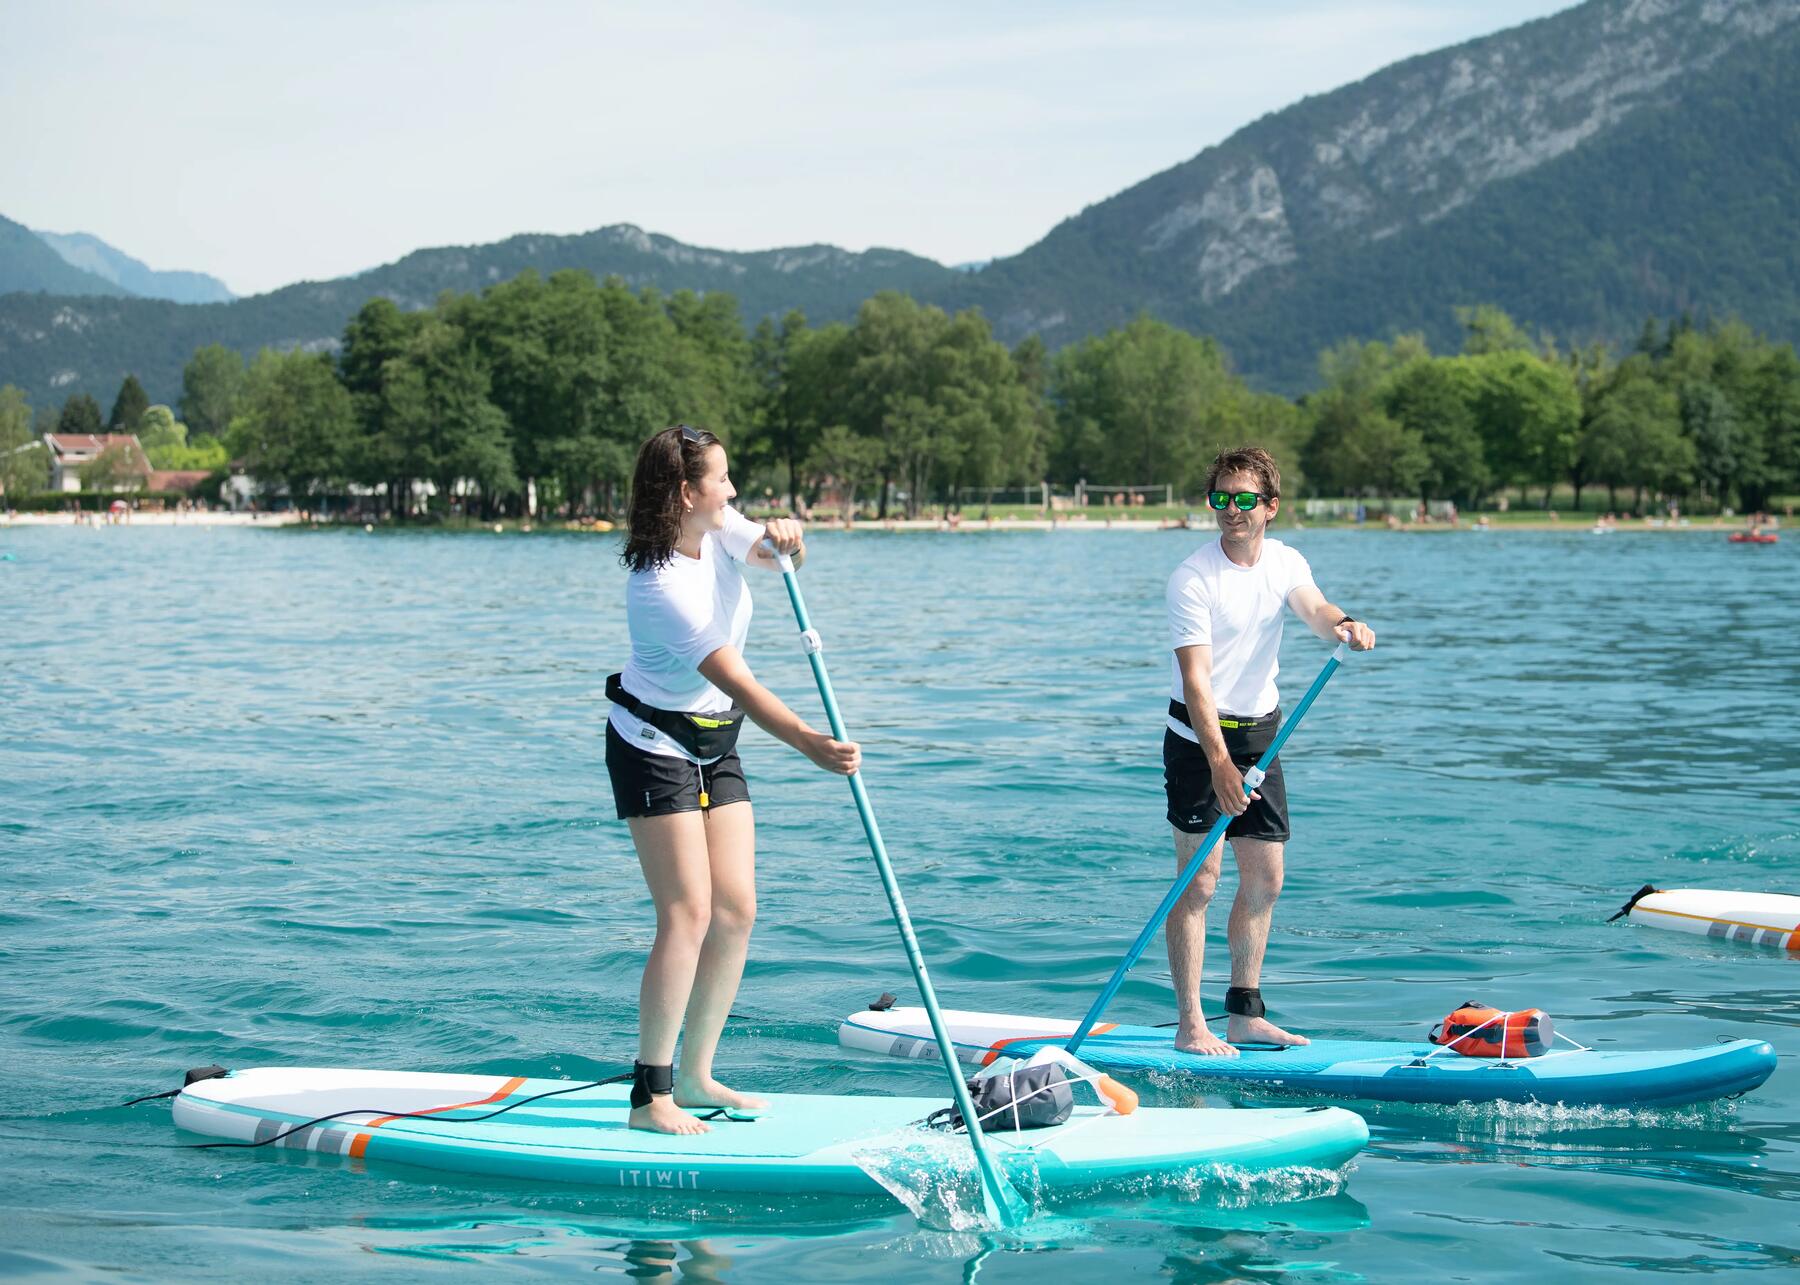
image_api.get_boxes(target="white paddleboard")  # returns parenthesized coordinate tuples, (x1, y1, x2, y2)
(1616, 885, 1800, 950)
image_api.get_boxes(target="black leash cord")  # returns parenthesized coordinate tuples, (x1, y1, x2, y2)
(120, 1088, 183, 1108)
(184, 1072, 631, 1151)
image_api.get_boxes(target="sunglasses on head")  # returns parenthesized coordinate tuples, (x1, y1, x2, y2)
(678, 424, 706, 445)
(1208, 490, 1272, 511)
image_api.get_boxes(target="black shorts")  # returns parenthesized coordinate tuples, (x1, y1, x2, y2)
(1163, 710, 1290, 843)
(606, 722, 750, 820)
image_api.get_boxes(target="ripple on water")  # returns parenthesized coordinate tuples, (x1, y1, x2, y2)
(1, 526, 1796, 1280)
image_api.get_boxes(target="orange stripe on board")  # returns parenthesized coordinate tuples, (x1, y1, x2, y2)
(979, 1025, 1115, 1067)
(1637, 904, 1796, 935)
(349, 1075, 528, 1157)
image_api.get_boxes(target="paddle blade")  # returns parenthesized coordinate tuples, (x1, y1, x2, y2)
(1097, 1074, 1138, 1116)
(982, 1167, 1031, 1229)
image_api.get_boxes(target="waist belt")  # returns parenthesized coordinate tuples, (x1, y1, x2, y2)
(607, 673, 745, 760)
(1168, 700, 1279, 732)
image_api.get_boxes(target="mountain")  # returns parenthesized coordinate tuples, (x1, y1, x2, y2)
(0, 223, 962, 406)
(0, 213, 130, 298)
(34, 230, 235, 303)
(943, 0, 1800, 388)
(2, 0, 1798, 406)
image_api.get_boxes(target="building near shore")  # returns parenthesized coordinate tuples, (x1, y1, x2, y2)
(44, 433, 150, 493)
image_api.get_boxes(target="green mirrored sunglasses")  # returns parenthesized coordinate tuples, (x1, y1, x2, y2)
(1208, 490, 1271, 511)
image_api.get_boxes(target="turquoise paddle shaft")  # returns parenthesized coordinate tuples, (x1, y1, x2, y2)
(768, 549, 1028, 1230)
(1066, 643, 1350, 1055)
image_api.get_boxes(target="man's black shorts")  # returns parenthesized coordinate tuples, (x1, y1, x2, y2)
(1163, 709, 1290, 842)
(606, 722, 750, 820)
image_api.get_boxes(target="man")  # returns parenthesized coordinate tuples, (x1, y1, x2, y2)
(1163, 446, 1375, 1056)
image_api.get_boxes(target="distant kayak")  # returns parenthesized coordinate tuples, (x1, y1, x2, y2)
(172, 1066, 1370, 1197)
(1614, 885, 1800, 951)
(841, 1007, 1776, 1108)
(1728, 532, 1778, 543)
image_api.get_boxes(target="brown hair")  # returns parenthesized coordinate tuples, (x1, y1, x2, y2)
(1206, 445, 1281, 498)
(620, 424, 722, 573)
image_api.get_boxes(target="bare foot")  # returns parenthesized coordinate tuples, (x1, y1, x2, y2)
(1226, 1015, 1311, 1047)
(629, 1098, 710, 1135)
(1173, 1023, 1239, 1058)
(674, 1076, 768, 1112)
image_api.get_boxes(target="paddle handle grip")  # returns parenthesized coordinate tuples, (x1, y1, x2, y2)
(760, 536, 797, 574)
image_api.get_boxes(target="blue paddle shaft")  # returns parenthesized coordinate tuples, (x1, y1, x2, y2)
(1065, 643, 1350, 1055)
(769, 550, 1027, 1229)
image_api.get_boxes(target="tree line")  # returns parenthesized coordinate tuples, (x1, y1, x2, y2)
(3, 274, 1796, 516)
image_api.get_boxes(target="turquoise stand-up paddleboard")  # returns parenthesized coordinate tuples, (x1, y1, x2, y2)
(169, 551, 1371, 1210)
(171, 1068, 1369, 1196)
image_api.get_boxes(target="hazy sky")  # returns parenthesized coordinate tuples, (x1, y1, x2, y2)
(4, 1, 1575, 296)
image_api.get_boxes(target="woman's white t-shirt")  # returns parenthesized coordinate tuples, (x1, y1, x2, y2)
(1166, 536, 1315, 736)
(610, 506, 765, 763)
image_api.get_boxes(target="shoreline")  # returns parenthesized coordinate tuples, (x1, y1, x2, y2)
(1, 511, 1777, 535)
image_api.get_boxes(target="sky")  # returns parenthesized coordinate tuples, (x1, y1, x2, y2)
(3, 1, 1577, 297)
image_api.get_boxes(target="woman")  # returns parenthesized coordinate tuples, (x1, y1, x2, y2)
(607, 424, 860, 1135)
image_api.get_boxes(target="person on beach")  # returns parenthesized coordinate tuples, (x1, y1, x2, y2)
(607, 424, 860, 1134)
(1163, 446, 1376, 1056)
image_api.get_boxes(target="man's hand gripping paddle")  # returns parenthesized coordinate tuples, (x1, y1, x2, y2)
(764, 543, 1030, 1229)
(1066, 643, 1351, 1056)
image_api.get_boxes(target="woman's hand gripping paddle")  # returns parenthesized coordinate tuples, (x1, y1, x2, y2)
(1066, 644, 1352, 1055)
(764, 543, 1030, 1230)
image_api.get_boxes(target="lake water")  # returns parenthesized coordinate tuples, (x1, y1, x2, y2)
(1, 522, 1795, 1282)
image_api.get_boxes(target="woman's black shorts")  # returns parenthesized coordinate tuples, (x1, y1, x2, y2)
(606, 722, 750, 820)
(1163, 709, 1290, 842)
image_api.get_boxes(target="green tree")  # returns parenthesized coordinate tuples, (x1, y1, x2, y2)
(1468, 351, 1580, 506)
(376, 317, 518, 520)
(80, 441, 146, 492)
(108, 374, 149, 432)
(1300, 338, 1421, 498)
(747, 310, 819, 506)
(180, 344, 247, 441)
(0, 385, 47, 498)
(1742, 345, 1800, 510)
(1386, 358, 1486, 505)
(230, 349, 356, 508)
(138, 405, 228, 471)
(1582, 370, 1683, 512)
(1458, 305, 1534, 356)
(339, 297, 426, 509)
(1679, 380, 1749, 510)
(1052, 316, 1239, 499)
(805, 423, 883, 520)
(56, 393, 104, 438)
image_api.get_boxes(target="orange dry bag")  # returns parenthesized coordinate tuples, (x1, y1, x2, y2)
(1427, 1002, 1554, 1058)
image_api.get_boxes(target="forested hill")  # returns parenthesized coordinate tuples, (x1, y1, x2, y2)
(942, 0, 1800, 389)
(0, 214, 124, 297)
(0, 225, 963, 406)
(4, 0, 1798, 406)
(33, 230, 235, 304)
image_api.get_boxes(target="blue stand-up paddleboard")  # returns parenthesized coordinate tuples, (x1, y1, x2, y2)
(171, 1068, 1369, 1196)
(840, 1008, 1777, 1108)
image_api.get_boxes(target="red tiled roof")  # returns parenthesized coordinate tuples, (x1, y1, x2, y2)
(45, 433, 141, 455)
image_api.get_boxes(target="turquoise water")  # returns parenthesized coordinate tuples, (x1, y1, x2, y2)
(2, 523, 1796, 1281)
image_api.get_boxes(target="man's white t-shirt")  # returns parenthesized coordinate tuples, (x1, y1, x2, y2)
(1166, 536, 1316, 738)
(609, 506, 765, 763)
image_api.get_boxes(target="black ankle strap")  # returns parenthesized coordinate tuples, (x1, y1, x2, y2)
(631, 1061, 673, 1109)
(1225, 986, 1266, 1018)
